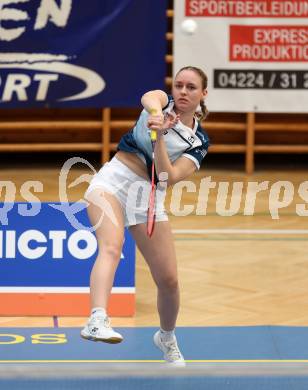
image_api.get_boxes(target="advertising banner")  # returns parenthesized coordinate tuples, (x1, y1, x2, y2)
(0, 202, 136, 316)
(174, 0, 308, 112)
(0, 0, 167, 108)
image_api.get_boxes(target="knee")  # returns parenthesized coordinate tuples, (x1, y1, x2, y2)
(156, 275, 179, 293)
(99, 243, 123, 261)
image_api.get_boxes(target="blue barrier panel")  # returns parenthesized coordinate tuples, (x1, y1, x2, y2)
(0, 203, 135, 315)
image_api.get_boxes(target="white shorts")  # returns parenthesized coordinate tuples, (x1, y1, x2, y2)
(84, 156, 168, 227)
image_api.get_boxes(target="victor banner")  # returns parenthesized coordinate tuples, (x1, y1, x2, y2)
(0, 202, 136, 316)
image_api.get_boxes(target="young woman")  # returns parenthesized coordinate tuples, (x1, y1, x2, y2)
(81, 66, 210, 366)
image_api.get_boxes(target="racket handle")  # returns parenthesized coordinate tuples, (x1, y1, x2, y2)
(149, 109, 158, 142)
(150, 130, 157, 142)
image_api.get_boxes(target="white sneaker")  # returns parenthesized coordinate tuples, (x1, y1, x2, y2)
(153, 331, 186, 367)
(81, 314, 123, 344)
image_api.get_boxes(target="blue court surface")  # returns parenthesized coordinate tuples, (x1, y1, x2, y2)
(1, 326, 308, 389)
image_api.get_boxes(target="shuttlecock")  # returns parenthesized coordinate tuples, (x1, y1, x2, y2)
(181, 19, 198, 35)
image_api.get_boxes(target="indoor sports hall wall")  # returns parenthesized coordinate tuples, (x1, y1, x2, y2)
(0, 0, 307, 173)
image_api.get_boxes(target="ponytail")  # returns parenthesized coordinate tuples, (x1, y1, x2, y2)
(198, 99, 209, 122)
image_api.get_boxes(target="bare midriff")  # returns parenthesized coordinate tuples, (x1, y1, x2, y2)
(115, 150, 149, 181)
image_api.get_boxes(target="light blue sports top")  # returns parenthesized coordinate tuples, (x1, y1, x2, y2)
(117, 95, 210, 181)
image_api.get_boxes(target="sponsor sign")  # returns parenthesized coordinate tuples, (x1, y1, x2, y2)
(174, 0, 308, 112)
(0, 0, 166, 107)
(0, 203, 136, 315)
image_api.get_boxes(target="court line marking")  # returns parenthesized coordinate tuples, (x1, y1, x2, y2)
(175, 237, 308, 241)
(173, 229, 308, 235)
(0, 287, 135, 293)
(169, 212, 301, 217)
(1, 360, 308, 363)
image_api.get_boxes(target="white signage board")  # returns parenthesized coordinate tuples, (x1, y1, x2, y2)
(174, 0, 308, 112)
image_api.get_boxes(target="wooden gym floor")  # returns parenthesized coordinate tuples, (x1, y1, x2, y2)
(0, 156, 307, 328)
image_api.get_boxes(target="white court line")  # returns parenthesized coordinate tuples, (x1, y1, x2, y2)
(173, 229, 308, 235)
(0, 287, 135, 293)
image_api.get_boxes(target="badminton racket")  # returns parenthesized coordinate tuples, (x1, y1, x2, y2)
(147, 112, 158, 237)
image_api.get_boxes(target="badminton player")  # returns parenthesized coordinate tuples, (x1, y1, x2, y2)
(81, 66, 210, 366)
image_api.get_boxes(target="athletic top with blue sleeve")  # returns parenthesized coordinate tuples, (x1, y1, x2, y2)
(117, 95, 210, 181)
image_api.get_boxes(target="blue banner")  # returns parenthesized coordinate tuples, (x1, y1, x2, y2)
(0, 0, 167, 108)
(0, 203, 135, 288)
